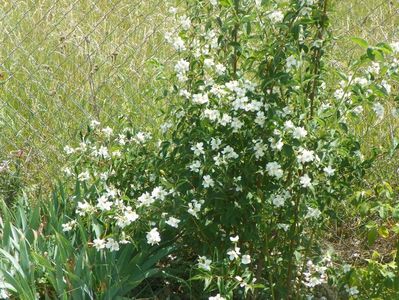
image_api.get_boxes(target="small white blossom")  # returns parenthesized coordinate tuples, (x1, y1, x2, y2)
(209, 295, 226, 300)
(266, 162, 283, 179)
(192, 93, 209, 105)
(188, 160, 201, 173)
(297, 148, 315, 164)
(306, 207, 321, 219)
(146, 228, 161, 245)
(241, 254, 251, 264)
(78, 171, 90, 182)
(166, 217, 181, 228)
(268, 10, 284, 23)
(64, 145, 75, 154)
(102, 126, 113, 137)
(286, 55, 298, 71)
(203, 175, 215, 188)
(96, 195, 113, 211)
(230, 235, 239, 242)
(173, 36, 186, 51)
(191, 142, 205, 156)
(210, 137, 222, 150)
(227, 247, 241, 261)
(188, 199, 203, 218)
(300, 174, 312, 188)
(62, 220, 77, 232)
(323, 165, 335, 176)
(179, 15, 191, 30)
(105, 238, 120, 252)
(292, 127, 307, 140)
(198, 256, 212, 271)
(93, 238, 106, 251)
(373, 102, 385, 119)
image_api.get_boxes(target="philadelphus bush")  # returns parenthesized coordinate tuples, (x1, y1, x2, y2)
(60, 0, 399, 299)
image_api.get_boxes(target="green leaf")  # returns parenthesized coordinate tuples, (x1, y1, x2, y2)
(367, 227, 378, 245)
(351, 37, 368, 48)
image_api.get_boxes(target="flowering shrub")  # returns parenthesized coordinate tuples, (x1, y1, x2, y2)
(57, 0, 399, 298)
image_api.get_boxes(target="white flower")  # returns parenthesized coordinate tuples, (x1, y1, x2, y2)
(138, 192, 155, 207)
(116, 209, 139, 228)
(230, 235, 239, 242)
(392, 41, 399, 53)
(179, 15, 191, 30)
(90, 119, 100, 128)
(373, 102, 384, 119)
(210, 0, 218, 6)
(343, 264, 351, 273)
(188, 199, 203, 218)
(192, 93, 209, 104)
(277, 223, 290, 231)
(146, 228, 161, 245)
(189, 160, 201, 173)
(345, 286, 359, 296)
(134, 131, 151, 143)
(96, 195, 113, 211)
(323, 165, 335, 176)
(173, 36, 186, 51)
(241, 254, 251, 264)
(97, 146, 109, 158)
(191, 142, 205, 156)
(93, 238, 106, 251)
(381, 80, 391, 94)
(78, 170, 90, 182)
(255, 111, 266, 126)
(297, 148, 315, 164)
(255, 0, 262, 7)
(215, 63, 226, 75)
(76, 201, 95, 216)
(353, 77, 368, 87)
(231, 117, 244, 132)
(222, 145, 238, 159)
(203, 175, 215, 188)
(62, 220, 76, 232)
(272, 194, 285, 207)
(219, 113, 232, 126)
(166, 217, 181, 228)
(268, 10, 284, 23)
(63, 167, 72, 177)
(209, 295, 226, 300)
(210, 137, 222, 150)
(105, 238, 120, 252)
(266, 162, 283, 179)
(254, 141, 267, 159)
(284, 120, 295, 131)
(175, 59, 190, 75)
(168, 7, 177, 14)
(198, 256, 212, 271)
(151, 186, 168, 201)
(292, 127, 307, 139)
(286, 55, 298, 70)
(204, 58, 215, 68)
(203, 109, 220, 121)
(368, 62, 380, 74)
(64, 145, 75, 154)
(352, 105, 363, 115)
(227, 247, 241, 261)
(306, 207, 321, 219)
(102, 126, 113, 137)
(300, 174, 312, 188)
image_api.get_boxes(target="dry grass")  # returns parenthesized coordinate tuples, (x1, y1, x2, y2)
(0, 0, 181, 188)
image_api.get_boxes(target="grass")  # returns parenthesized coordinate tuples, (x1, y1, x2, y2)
(0, 0, 181, 190)
(0, 0, 398, 190)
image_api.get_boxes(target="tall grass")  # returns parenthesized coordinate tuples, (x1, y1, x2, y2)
(0, 0, 180, 189)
